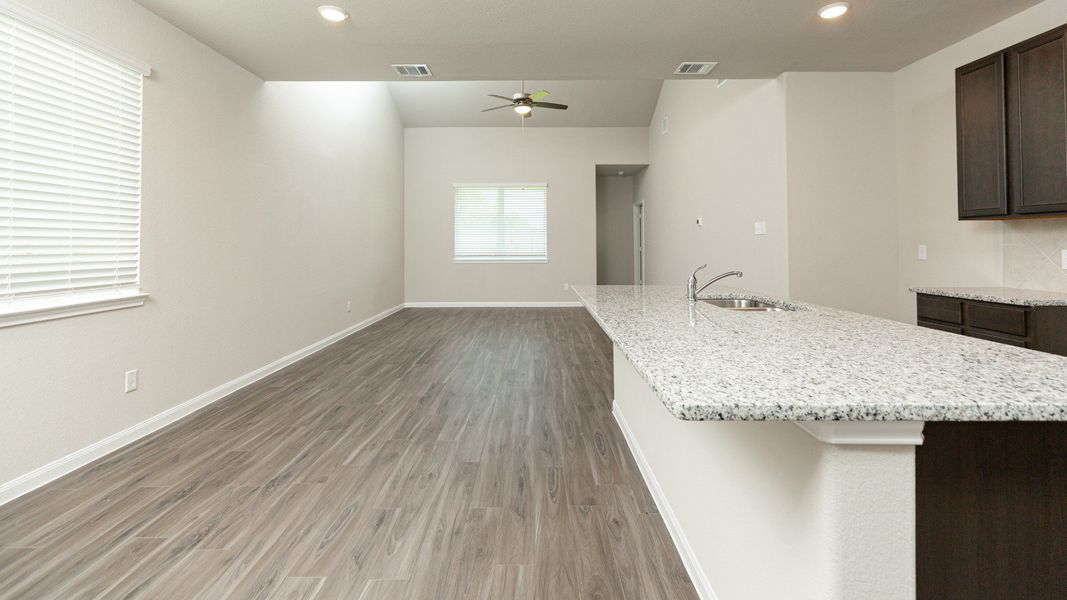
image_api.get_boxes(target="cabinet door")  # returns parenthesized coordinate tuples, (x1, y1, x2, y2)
(956, 54, 1008, 218)
(1007, 25, 1067, 215)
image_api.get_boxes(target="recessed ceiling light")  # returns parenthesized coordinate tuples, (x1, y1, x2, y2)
(318, 5, 349, 22)
(818, 2, 850, 19)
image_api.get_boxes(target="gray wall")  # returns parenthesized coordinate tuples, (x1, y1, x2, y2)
(596, 176, 636, 285)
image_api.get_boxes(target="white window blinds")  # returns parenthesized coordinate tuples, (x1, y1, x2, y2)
(454, 184, 547, 262)
(0, 8, 143, 303)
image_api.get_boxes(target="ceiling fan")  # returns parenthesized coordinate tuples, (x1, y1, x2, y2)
(482, 83, 568, 118)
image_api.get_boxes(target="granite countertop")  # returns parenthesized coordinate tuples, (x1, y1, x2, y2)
(910, 286, 1067, 306)
(572, 285, 1067, 422)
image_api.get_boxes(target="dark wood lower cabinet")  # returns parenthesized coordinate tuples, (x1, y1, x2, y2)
(916, 422, 1067, 600)
(916, 294, 1067, 356)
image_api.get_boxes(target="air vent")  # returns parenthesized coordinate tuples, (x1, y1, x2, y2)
(392, 64, 433, 78)
(674, 62, 718, 76)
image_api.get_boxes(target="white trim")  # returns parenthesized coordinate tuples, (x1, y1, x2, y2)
(0, 289, 149, 329)
(612, 403, 719, 600)
(0, 0, 152, 76)
(405, 301, 582, 308)
(792, 421, 926, 446)
(453, 257, 549, 264)
(452, 182, 548, 188)
(0, 303, 405, 506)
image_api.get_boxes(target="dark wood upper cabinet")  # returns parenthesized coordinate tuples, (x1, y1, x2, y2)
(957, 23, 1067, 219)
(1006, 26, 1067, 215)
(957, 54, 1008, 218)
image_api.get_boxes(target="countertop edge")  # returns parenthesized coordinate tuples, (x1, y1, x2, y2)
(575, 286, 1067, 423)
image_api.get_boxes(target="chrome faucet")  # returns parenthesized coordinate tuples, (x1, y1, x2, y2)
(687, 265, 743, 302)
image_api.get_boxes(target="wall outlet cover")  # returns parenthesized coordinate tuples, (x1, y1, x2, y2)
(754, 221, 767, 235)
(563, 283, 570, 290)
(125, 369, 138, 393)
(918, 244, 928, 261)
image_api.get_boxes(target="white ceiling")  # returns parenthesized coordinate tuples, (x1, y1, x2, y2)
(388, 81, 663, 127)
(133, 0, 1041, 80)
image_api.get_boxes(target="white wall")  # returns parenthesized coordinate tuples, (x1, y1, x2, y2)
(894, 0, 1067, 321)
(639, 80, 791, 298)
(0, 0, 404, 485)
(403, 127, 648, 303)
(613, 348, 915, 600)
(784, 73, 900, 320)
(596, 175, 636, 285)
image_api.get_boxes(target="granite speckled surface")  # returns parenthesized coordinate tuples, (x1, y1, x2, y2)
(910, 286, 1067, 306)
(573, 285, 1067, 422)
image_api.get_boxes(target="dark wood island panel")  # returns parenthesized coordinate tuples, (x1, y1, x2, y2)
(916, 422, 1067, 599)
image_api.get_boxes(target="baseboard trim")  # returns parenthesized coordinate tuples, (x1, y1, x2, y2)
(404, 301, 583, 308)
(0, 303, 405, 507)
(612, 402, 719, 600)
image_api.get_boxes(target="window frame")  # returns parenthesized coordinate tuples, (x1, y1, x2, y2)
(0, 2, 150, 328)
(452, 183, 549, 264)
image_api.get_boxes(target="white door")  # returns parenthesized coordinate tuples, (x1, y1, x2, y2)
(634, 202, 645, 285)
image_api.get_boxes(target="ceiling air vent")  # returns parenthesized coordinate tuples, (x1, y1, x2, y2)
(674, 62, 718, 76)
(392, 64, 433, 78)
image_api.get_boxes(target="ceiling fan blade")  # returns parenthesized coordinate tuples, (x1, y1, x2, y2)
(488, 94, 513, 101)
(531, 102, 568, 110)
(481, 105, 513, 112)
(529, 90, 550, 101)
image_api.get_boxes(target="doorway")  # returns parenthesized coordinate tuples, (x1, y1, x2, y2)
(595, 164, 647, 285)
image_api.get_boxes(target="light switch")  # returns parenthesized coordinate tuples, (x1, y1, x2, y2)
(918, 244, 928, 261)
(661, 116, 669, 134)
(696, 217, 703, 227)
(125, 369, 138, 393)
(754, 221, 767, 235)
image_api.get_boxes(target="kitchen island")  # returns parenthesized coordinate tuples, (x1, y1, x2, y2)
(572, 285, 1067, 600)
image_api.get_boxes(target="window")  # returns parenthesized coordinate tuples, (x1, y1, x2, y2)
(453, 184, 547, 262)
(0, 6, 150, 327)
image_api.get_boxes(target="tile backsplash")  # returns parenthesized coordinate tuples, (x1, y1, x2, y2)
(1003, 219, 1067, 292)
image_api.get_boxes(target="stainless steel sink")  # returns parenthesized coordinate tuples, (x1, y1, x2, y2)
(698, 298, 790, 312)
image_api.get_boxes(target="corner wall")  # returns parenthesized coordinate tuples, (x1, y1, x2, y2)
(639, 80, 790, 298)
(784, 72, 900, 320)
(0, 0, 405, 486)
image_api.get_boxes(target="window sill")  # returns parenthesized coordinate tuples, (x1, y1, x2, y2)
(454, 257, 549, 264)
(0, 289, 149, 329)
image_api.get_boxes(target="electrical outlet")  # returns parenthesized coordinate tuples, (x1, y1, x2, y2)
(125, 369, 138, 393)
(918, 244, 928, 261)
(696, 217, 703, 227)
(346, 300, 352, 313)
(563, 283, 570, 290)
(754, 221, 767, 235)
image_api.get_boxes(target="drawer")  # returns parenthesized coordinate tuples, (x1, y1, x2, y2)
(965, 328, 1029, 348)
(918, 319, 964, 335)
(917, 295, 963, 324)
(966, 302, 1028, 337)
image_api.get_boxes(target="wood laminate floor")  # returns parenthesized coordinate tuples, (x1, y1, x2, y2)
(0, 308, 697, 599)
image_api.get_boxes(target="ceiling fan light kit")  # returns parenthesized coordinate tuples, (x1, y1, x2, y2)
(481, 83, 569, 120)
